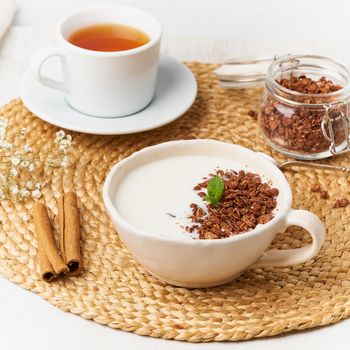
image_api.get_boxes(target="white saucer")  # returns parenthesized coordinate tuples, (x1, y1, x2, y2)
(19, 54, 197, 135)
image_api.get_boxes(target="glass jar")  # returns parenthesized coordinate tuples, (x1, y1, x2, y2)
(259, 55, 350, 160)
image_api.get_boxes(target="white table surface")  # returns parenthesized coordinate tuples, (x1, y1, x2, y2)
(1, 1, 350, 349)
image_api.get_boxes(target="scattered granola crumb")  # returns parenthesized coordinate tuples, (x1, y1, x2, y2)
(310, 184, 329, 199)
(166, 212, 176, 218)
(320, 190, 329, 199)
(190, 203, 205, 221)
(310, 183, 321, 192)
(333, 198, 349, 208)
(247, 109, 258, 120)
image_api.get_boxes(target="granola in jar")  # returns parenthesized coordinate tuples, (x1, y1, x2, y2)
(259, 55, 350, 160)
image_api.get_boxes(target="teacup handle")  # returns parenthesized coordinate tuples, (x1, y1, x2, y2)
(30, 46, 68, 93)
(250, 209, 325, 268)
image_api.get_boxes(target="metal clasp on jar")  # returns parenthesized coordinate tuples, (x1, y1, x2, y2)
(276, 54, 300, 72)
(321, 100, 350, 155)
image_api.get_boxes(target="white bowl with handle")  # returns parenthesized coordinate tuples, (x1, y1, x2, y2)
(103, 140, 325, 288)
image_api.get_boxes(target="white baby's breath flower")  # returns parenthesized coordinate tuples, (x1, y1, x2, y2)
(10, 155, 21, 166)
(20, 160, 30, 168)
(10, 184, 19, 195)
(59, 144, 68, 152)
(58, 139, 72, 153)
(20, 188, 30, 198)
(54, 130, 65, 144)
(23, 144, 32, 153)
(22, 213, 30, 222)
(0, 140, 13, 150)
(10, 168, 18, 177)
(0, 122, 74, 201)
(25, 181, 33, 189)
(31, 189, 42, 199)
(60, 156, 70, 168)
(57, 130, 65, 138)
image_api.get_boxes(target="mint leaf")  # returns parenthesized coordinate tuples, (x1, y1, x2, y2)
(204, 175, 224, 206)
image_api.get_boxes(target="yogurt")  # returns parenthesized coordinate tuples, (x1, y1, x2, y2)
(114, 155, 248, 239)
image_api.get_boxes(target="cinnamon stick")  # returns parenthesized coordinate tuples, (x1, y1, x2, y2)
(37, 243, 57, 282)
(58, 192, 82, 276)
(33, 202, 68, 277)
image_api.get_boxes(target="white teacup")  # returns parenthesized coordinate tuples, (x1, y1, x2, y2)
(30, 5, 162, 118)
(103, 140, 325, 288)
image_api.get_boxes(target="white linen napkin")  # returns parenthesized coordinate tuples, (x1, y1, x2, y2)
(0, 0, 16, 41)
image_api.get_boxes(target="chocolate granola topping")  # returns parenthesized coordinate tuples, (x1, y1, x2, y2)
(187, 170, 279, 239)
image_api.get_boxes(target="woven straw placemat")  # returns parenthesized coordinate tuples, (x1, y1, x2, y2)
(1, 63, 350, 342)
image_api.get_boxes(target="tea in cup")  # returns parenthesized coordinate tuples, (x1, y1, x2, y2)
(30, 5, 162, 118)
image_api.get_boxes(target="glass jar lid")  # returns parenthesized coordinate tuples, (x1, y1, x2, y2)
(214, 55, 273, 89)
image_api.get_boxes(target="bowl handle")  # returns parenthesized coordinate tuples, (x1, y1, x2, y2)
(250, 209, 325, 268)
